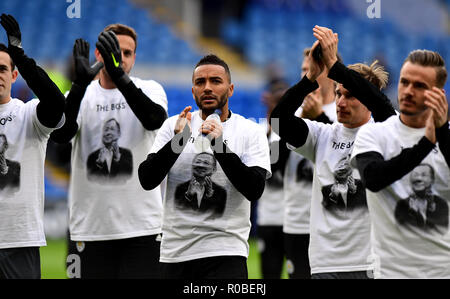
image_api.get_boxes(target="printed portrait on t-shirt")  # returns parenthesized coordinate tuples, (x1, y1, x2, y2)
(174, 152, 227, 216)
(321, 155, 367, 212)
(86, 118, 133, 183)
(394, 164, 449, 234)
(0, 134, 20, 192)
(296, 158, 313, 183)
(266, 140, 284, 189)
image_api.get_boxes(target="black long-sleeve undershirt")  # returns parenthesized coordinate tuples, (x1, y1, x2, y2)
(50, 79, 167, 144)
(10, 48, 65, 128)
(115, 80, 167, 131)
(269, 139, 291, 176)
(212, 139, 267, 201)
(270, 61, 398, 149)
(436, 122, 450, 168)
(138, 131, 267, 202)
(138, 126, 191, 191)
(314, 112, 333, 125)
(50, 83, 86, 143)
(270, 75, 318, 148)
(270, 110, 334, 176)
(328, 61, 396, 122)
(355, 127, 450, 192)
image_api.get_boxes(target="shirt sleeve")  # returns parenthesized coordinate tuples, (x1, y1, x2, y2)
(27, 99, 65, 140)
(350, 123, 384, 167)
(139, 79, 168, 112)
(240, 123, 272, 178)
(149, 117, 176, 154)
(288, 119, 328, 163)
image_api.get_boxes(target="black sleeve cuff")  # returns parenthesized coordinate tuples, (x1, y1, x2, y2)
(436, 122, 450, 141)
(314, 112, 333, 124)
(327, 61, 346, 82)
(420, 135, 437, 151)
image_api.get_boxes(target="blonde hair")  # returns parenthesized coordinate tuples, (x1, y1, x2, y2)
(347, 60, 389, 90)
(303, 48, 311, 58)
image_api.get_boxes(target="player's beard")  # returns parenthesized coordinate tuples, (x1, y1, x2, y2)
(195, 92, 228, 114)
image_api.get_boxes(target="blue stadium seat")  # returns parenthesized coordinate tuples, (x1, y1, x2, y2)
(223, 1, 450, 84)
(2, 0, 201, 66)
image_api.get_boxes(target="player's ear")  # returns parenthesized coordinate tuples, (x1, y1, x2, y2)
(11, 69, 18, 83)
(94, 48, 103, 63)
(228, 83, 234, 98)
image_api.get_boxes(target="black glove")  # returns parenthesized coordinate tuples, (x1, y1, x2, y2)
(0, 13, 26, 63)
(95, 31, 130, 86)
(73, 38, 103, 88)
(0, 14, 22, 48)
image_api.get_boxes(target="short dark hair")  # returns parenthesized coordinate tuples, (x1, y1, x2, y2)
(193, 54, 231, 83)
(403, 50, 447, 88)
(103, 23, 137, 53)
(0, 43, 15, 70)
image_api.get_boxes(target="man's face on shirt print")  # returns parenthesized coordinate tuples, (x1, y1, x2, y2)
(192, 153, 216, 179)
(410, 164, 434, 195)
(102, 119, 120, 146)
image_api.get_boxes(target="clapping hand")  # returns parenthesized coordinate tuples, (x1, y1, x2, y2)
(0, 14, 22, 49)
(73, 39, 103, 88)
(312, 25, 339, 70)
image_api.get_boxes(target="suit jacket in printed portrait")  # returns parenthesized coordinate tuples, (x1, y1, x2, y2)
(0, 134, 20, 192)
(86, 118, 133, 183)
(174, 152, 227, 216)
(395, 195, 449, 233)
(87, 147, 133, 183)
(175, 179, 227, 216)
(321, 155, 367, 212)
(394, 163, 449, 234)
(0, 159, 20, 191)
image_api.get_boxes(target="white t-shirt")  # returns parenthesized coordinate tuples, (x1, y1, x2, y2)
(350, 115, 450, 278)
(150, 110, 271, 263)
(257, 121, 283, 226)
(289, 119, 372, 274)
(68, 77, 168, 241)
(284, 102, 337, 234)
(0, 98, 63, 249)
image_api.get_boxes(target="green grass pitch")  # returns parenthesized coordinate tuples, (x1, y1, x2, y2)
(40, 238, 288, 279)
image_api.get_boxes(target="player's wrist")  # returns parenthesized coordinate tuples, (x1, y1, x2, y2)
(112, 72, 131, 88)
(7, 45, 26, 65)
(325, 57, 337, 70)
(306, 71, 318, 83)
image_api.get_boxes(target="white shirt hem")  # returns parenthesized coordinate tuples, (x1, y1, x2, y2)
(311, 265, 371, 274)
(70, 228, 162, 241)
(0, 241, 47, 249)
(160, 251, 248, 263)
(283, 227, 309, 234)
